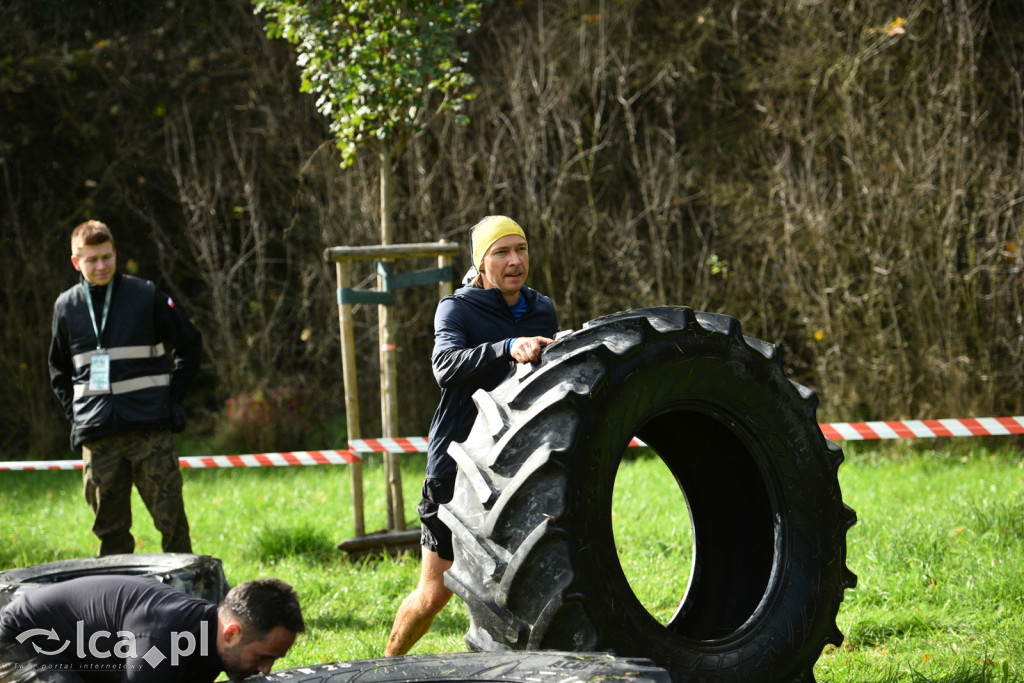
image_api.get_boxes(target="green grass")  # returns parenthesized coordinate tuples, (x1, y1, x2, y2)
(1, 443, 1022, 682)
(818, 445, 1024, 682)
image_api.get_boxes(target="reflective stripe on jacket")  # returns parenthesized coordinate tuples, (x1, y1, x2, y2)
(71, 345, 170, 399)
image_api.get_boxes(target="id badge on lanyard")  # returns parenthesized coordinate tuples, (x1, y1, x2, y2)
(84, 281, 114, 393)
(89, 353, 111, 391)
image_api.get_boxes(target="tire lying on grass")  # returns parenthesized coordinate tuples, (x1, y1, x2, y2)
(0, 554, 229, 608)
(248, 651, 670, 682)
(440, 306, 858, 682)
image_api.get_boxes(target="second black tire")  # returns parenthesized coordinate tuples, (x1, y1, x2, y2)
(249, 651, 669, 682)
(440, 306, 857, 682)
(0, 554, 229, 608)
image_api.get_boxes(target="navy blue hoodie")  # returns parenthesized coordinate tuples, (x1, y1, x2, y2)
(426, 284, 557, 478)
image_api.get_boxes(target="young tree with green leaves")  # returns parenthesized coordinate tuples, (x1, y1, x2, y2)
(251, 0, 486, 536)
(252, 0, 484, 244)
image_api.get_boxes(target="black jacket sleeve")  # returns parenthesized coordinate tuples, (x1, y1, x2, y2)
(48, 302, 75, 421)
(153, 289, 202, 405)
(430, 297, 510, 389)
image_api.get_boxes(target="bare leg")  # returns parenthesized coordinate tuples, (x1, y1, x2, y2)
(385, 547, 453, 656)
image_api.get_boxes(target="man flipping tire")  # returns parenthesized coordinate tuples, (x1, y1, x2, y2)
(384, 216, 558, 656)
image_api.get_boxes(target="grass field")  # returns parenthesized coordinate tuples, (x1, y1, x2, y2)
(1, 441, 1022, 682)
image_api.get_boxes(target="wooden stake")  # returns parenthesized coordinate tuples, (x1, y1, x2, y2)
(336, 261, 365, 538)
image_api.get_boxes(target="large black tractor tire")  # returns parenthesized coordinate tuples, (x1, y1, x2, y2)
(0, 554, 229, 608)
(249, 651, 670, 682)
(440, 306, 857, 683)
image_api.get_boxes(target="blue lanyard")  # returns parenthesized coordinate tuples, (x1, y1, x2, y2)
(82, 281, 113, 350)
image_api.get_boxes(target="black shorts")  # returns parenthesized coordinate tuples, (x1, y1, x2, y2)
(418, 477, 456, 561)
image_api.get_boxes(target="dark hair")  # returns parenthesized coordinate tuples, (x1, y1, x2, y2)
(219, 578, 305, 639)
(71, 220, 115, 252)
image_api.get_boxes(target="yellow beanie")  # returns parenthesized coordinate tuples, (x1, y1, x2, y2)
(471, 215, 527, 269)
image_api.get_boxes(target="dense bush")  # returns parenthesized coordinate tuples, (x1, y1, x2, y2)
(2, 0, 1021, 458)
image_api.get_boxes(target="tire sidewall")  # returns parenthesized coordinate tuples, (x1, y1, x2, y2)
(0, 554, 229, 608)
(546, 317, 844, 679)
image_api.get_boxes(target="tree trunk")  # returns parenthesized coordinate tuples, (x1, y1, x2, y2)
(378, 144, 405, 532)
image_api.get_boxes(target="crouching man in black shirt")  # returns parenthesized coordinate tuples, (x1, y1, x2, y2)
(0, 575, 304, 682)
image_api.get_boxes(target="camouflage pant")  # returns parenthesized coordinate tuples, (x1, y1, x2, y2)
(81, 430, 192, 556)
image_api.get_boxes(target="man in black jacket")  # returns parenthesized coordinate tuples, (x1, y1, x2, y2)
(48, 220, 202, 556)
(385, 215, 558, 656)
(0, 575, 304, 682)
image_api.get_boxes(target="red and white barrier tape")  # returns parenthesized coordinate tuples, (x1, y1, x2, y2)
(349, 416, 1024, 452)
(819, 416, 1024, 442)
(0, 450, 359, 472)
(2, 417, 1020, 471)
(179, 450, 360, 469)
(348, 436, 429, 453)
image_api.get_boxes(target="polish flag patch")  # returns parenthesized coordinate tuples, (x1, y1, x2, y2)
(168, 297, 175, 308)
